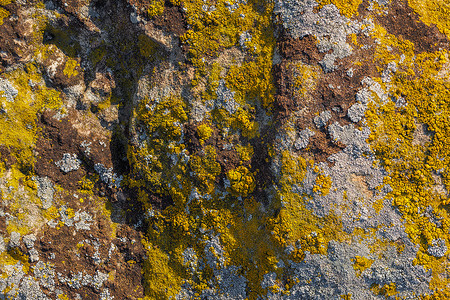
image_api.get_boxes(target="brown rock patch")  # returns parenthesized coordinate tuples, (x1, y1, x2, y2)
(153, 3, 187, 36)
(127, 0, 187, 37)
(274, 26, 385, 162)
(35, 110, 86, 190)
(375, 0, 449, 53)
(35, 108, 123, 197)
(0, 145, 16, 169)
(277, 34, 325, 64)
(33, 191, 145, 299)
(0, 3, 36, 68)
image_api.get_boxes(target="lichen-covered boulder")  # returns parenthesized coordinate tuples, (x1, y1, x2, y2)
(1, 0, 450, 299)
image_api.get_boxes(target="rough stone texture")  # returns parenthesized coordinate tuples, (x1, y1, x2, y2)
(0, 78, 18, 102)
(33, 176, 55, 210)
(274, 0, 358, 72)
(55, 153, 82, 173)
(347, 102, 366, 123)
(1, 0, 450, 299)
(294, 128, 315, 150)
(428, 238, 448, 258)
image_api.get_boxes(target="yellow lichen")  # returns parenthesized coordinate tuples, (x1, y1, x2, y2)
(126, 1, 283, 298)
(0, 248, 30, 276)
(371, 282, 397, 298)
(408, 0, 450, 39)
(62, 57, 79, 78)
(197, 123, 213, 144)
(0, 7, 9, 26)
(128, 94, 189, 197)
(233, 107, 260, 139)
(317, 0, 363, 18)
(365, 18, 450, 294)
(226, 166, 255, 197)
(147, 0, 165, 18)
(372, 198, 384, 214)
(138, 34, 159, 58)
(289, 61, 320, 98)
(313, 173, 332, 196)
(351, 256, 374, 276)
(0, 64, 62, 169)
(43, 206, 59, 220)
(269, 150, 346, 257)
(182, 0, 275, 109)
(0, 0, 11, 26)
(89, 45, 107, 66)
(236, 144, 254, 162)
(190, 145, 221, 195)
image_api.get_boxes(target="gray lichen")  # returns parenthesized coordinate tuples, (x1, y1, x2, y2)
(215, 79, 238, 115)
(427, 238, 448, 258)
(8, 231, 21, 248)
(33, 261, 56, 291)
(313, 110, 332, 128)
(239, 31, 252, 50)
(294, 128, 315, 150)
(55, 153, 82, 173)
(23, 234, 36, 249)
(0, 78, 19, 103)
(33, 176, 55, 210)
(29, 248, 40, 263)
(274, 0, 358, 72)
(74, 210, 94, 230)
(272, 237, 431, 299)
(94, 163, 123, 188)
(0, 235, 5, 252)
(347, 103, 366, 123)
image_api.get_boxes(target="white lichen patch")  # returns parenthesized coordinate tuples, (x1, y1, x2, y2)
(55, 153, 82, 173)
(347, 102, 367, 123)
(427, 238, 447, 258)
(94, 163, 123, 188)
(274, 0, 360, 72)
(314, 110, 332, 128)
(33, 176, 55, 209)
(0, 78, 19, 102)
(294, 128, 315, 150)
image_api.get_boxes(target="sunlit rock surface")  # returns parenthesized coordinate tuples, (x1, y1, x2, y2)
(1, 0, 450, 299)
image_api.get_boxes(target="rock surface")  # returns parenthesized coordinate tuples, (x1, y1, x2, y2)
(0, 0, 450, 299)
